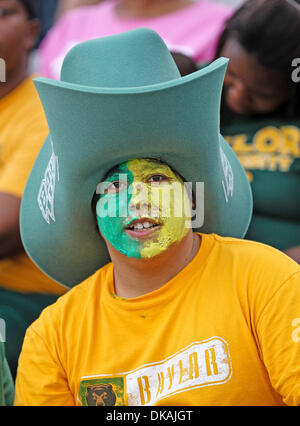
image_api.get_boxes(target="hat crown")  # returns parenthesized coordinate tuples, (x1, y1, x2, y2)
(60, 28, 181, 88)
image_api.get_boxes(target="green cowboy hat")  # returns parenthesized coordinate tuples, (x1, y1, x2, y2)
(20, 28, 252, 288)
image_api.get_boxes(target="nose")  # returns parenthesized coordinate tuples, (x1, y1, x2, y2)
(128, 181, 150, 215)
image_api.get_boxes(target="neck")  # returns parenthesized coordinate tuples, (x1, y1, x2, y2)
(109, 232, 201, 299)
(0, 62, 28, 100)
(115, 0, 194, 19)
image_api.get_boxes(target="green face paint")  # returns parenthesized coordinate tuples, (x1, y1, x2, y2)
(96, 159, 192, 259)
(96, 162, 141, 258)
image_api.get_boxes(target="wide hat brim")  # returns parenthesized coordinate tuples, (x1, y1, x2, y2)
(20, 32, 252, 288)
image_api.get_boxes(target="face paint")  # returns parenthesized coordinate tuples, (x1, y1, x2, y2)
(96, 159, 192, 259)
(96, 162, 141, 258)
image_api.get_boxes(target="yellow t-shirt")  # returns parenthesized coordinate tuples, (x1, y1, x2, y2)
(0, 75, 66, 295)
(14, 234, 300, 406)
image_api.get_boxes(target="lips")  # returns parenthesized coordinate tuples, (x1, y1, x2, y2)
(124, 217, 161, 238)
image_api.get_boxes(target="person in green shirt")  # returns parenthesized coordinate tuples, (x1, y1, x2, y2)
(215, 0, 300, 263)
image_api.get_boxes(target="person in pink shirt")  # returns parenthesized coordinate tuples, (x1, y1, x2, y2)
(38, 0, 233, 80)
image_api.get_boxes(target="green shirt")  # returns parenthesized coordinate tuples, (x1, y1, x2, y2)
(0, 342, 14, 406)
(222, 117, 300, 250)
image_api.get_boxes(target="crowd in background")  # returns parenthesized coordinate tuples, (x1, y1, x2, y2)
(0, 0, 299, 405)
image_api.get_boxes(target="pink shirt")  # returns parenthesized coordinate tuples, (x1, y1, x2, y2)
(39, 0, 233, 80)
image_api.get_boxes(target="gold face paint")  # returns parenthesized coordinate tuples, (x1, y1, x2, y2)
(128, 159, 192, 258)
(97, 158, 192, 259)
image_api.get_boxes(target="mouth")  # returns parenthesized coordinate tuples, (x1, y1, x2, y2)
(124, 218, 161, 238)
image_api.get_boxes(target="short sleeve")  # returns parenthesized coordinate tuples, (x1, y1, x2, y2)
(14, 325, 75, 406)
(256, 272, 300, 405)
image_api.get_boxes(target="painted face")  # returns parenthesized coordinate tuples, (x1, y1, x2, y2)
(96, 159, 192, 259)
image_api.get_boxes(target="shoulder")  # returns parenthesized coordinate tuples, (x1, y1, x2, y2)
(3, 76, 40, 109)
(28, 263, 112, 339)
(206, 234, 300, 317)
(1, 76, 48, 136)
(15, 76, 47, 120)
(212, 233, 299, 268)
(209, 234, 300, 290)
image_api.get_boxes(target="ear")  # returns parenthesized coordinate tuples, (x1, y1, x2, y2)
(24, 19, 40, 51)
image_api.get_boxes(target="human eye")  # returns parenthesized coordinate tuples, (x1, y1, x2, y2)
(147, 174, 170, 184)
(105, 180, 128, 194)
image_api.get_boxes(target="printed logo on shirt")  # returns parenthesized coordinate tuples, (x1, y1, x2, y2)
(78, 377, 125, 406)
(225, 125, 300, 181)
(78, 337, 232, 406)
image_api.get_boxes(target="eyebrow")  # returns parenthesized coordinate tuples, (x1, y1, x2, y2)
(104, 158, 185, 185)
(104, 165, 126, 180)
(103, 158, 162, 180)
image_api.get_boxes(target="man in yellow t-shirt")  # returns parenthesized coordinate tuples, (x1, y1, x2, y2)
(14, 30, 300, 405)
(15, 231, 300, 406)
(0, 0, 67, 379)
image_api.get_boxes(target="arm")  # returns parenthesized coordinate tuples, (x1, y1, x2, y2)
(256, 272, 300, 405)
(0, 193, 23, 259)
(14, 325, 75, 406)
(0, 108, 49, 259)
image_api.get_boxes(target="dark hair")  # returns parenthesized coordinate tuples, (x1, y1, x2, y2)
(216, 0, 300, 117)
(171, 51, 198, 76)
(18, 0, 37, 20)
